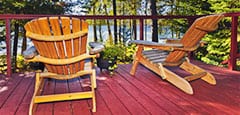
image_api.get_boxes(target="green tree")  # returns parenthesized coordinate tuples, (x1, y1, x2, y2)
(0, 0, 69, 72)
(151, 0, 158, 42)
(196, 0, 240, 67)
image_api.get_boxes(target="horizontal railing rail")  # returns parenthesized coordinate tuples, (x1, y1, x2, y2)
(0, 12, 239, 77)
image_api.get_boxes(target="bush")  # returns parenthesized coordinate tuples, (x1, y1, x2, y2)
(103, 43, 136, 64)
(0, 55, 28, 73)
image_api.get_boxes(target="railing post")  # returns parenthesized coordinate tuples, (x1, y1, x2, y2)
(228, 16, 238, 70)
(5, 19, 12, 77)
(140, 19, 144, 40)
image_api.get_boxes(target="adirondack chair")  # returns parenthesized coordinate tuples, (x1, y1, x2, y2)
(130, 14, 224, 94)
(24, 17, 97, 114)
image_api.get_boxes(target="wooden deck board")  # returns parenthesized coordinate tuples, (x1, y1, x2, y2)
(0, 74, 24, 108)
(15, 74, 35, 115)
(68, 78, 92, 115)
(126, 64, 213, 113)
(97, 76, 131, 115)
(119, 64, 212, 114)
(116, 67, 190, 114)
(99, 72, 150, 115)
(112, 71, 169, 114)
(35, 79, 55, 115)
(0, 61, 239, 115)
(136, 63, 240, 114)
(93, 90, 112, 115)
(53, 79, 72, 115)
(0, 73, 33, 115)
(120, 63, 240, 114)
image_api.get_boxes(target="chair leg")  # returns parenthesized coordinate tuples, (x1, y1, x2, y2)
(92, 69, 97, 89)
(180, 61, 216, 85)
(162, 67, 193, 94)
(29, 73, 44, 115)
(133, 55, 193, 94)
(90, 71, 96, 112)
(139, 58, 193, 94)
(130, 46, 143, 75)
(130, 59, 139, 75)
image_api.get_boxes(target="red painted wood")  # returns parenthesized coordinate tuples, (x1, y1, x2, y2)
(192, 81, 240, 114)
(93, 90, 112, 115)
(0, 74, 33, 115)
(118, 65, 203, 114)
(111, 71, 169, 114)
(5, 19, 11, 77)
(124, 61, 240, 114)
(0, 62, 240, 114)
(0, 14, 203, 20)
(53, 79, 72, 115)
(15, 73, 35, 115)
(228, 16, 239, 70)
(67, 78, 91, 115)
(0, 74, 8, 87)
(96, 73, 131, 115)
(190, 61, 240, 114)
(0, 73, 24, 107)
(35, 79, 55, 115)
(99, 72, 149, 115)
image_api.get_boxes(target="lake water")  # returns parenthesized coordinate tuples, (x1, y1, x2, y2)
(0, 25, 177, 55)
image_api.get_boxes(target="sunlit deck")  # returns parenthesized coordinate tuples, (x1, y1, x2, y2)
(0, 60, 239, 115)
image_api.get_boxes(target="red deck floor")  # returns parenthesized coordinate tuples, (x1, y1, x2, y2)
(0, 60, 239, 115)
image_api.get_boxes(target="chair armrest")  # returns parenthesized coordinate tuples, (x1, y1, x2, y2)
(89, 42, 105, 54)
(25, 54, 96, 65)
(23, 46, 38, 59)
(130, 40, 183, 51)
(131, 40, 202, 52)
(199, 41, 206, 47)
(166, 39, 181, 44)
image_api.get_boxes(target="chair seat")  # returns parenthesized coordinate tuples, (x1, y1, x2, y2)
(142, 49, 168, 64)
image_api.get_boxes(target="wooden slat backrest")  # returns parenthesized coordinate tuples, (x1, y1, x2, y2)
(164, 14, 224, 64)
(24, 17, 88, 75)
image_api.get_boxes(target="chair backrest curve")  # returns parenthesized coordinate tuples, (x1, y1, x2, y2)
(164, 14, 224, 65)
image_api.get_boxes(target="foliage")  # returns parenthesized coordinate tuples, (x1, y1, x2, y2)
(0, 55, 28, 73)
(208, 0, 240, 13)
(194, 1, 240, 67)
(103, 43, 137, 64)
(0, 0, 70, 73)
(155, 0, 240, 68)
(97, 43, 136, 74)
(0, 0, 69, 14)
(195, 30, 231, 66)
(0, 55, 7, 73)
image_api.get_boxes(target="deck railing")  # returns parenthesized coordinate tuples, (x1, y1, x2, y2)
(0, 13, 239, 77)
(224, 13, 240, 70)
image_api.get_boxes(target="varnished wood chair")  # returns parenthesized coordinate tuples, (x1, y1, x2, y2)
(130, 14, 224, 94)
(24, 17, 96, 114)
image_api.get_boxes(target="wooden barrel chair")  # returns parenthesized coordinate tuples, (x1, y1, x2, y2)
(24, 17, 96, 114)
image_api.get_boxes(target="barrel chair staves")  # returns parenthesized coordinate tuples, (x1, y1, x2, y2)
(24, 17, 97, 115)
